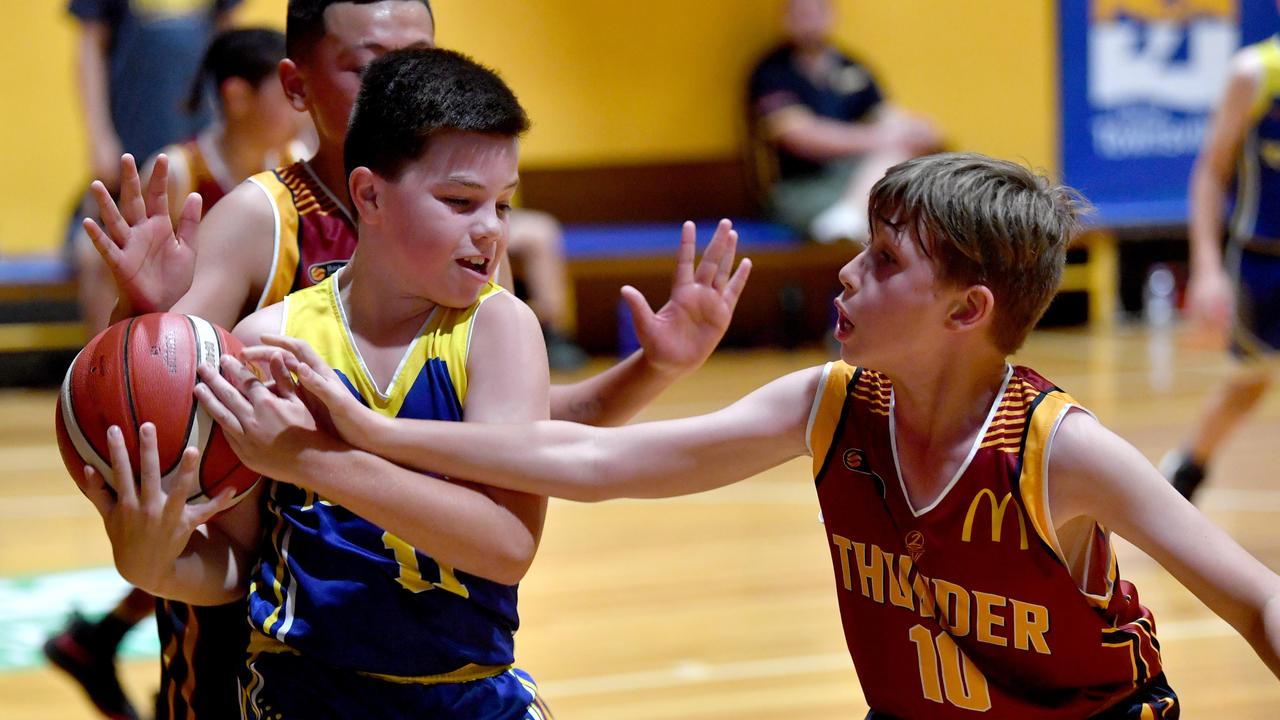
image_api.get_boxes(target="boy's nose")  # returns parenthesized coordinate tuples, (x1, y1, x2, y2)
(838, 257, 860, 291)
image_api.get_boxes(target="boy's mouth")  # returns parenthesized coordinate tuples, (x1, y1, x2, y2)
(457, 256, 490, 276)
(833, 299, 854, 338)
(837, 315, 853, 333)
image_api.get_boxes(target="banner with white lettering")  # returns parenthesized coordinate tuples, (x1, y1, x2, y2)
(1058, 0, 1278, 224)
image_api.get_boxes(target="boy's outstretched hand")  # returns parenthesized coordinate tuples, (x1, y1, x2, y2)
(622, 219, 752, 378)
(84, 153, 203, 315)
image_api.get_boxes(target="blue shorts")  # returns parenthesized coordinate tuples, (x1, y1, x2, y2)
(1228, 244, 1280, 358)
(240, 650, 553, 720)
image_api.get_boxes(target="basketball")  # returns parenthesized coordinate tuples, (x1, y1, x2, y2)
(55, 312, 259, 505)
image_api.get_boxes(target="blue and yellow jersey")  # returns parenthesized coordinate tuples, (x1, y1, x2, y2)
(1231, 35, 1280, 245)
(245, 272, 520, 680)
(247, 161, 358, 311)
(807, 363, 1173, 719)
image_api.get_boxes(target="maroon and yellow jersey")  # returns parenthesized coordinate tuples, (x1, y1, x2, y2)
(807, 362, 1173, 719)
(247, 160, 358, 309)
(164, 133, 307, 214)
(169, 136, 229, 210)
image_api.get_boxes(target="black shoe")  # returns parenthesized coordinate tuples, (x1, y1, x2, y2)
(43, 612, 140, 720)
(1160, 451, 1207, 502)
(545, 329, 588, 372)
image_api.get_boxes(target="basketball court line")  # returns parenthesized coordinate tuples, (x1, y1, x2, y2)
(536, 616, 1233, 699)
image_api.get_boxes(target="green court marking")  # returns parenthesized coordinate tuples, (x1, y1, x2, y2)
(0, 567, 158, 672)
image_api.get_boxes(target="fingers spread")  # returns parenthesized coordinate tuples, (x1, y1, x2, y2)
(672, 221, 696, 286)
(723, 257, 752, 307)
(619, 285, 655, 334)
(118, 154, 146, 226)
(83, 219, 123, 266)
(143, 154, 170, 219)
(714, 229, 739, 289)
(91, 181, 131, 248)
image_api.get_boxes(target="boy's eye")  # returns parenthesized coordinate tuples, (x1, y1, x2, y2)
(443, 197, 471, 207)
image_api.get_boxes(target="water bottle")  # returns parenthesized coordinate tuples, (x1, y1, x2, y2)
(1144, 263, 1176, 391)
(1143, 263, 1176, 327)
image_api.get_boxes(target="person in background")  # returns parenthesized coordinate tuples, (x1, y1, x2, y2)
(506, 209, 588, 371)
(748, 0, 940, 243)
(66, 0, 242, 336)
(1161, 24, 1280, 501)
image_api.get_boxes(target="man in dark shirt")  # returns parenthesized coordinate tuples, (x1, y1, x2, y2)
(748, 0, 939, 242)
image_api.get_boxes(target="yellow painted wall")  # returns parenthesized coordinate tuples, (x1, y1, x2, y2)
(1, 0, 1056, 254)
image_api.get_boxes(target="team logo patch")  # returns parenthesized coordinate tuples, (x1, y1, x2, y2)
(308, 260, 348, 284)
(842, 448, 886, 498)
(961, 489, 1029, 550)
(904, 530, 925, 562)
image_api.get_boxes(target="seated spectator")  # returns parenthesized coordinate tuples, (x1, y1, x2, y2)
(748, 0, 941, 243)
(507, 208, 588, 371)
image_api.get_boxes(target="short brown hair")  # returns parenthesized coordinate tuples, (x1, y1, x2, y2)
(868, 153, 1085, 353)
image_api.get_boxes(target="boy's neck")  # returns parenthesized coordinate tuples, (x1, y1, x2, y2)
(338, 251, 438, 342)
(306, 144, 356, 216)
(884, 351, 1009, 508)
(888, 351, 1010, 457)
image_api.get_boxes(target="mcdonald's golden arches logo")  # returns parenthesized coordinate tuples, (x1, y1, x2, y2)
(961, 489, 1028, 550)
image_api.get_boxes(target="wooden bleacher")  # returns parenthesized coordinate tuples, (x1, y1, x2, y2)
(0, 157, 1139, 366)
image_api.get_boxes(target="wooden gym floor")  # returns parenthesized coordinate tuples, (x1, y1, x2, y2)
(1, 324, 1278, 718)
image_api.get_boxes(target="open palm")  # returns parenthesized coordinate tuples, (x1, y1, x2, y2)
(84, 154, 202, 313)
(622, 220, 752, 377)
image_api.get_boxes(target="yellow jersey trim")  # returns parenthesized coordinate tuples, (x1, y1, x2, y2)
(246, 632, 511, 685)
(809, 361, 857, 477)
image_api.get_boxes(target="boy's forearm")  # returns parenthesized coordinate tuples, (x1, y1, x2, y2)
(358, 410, 799, 502)
(1251, 593, 1280, 680)
(549, 350, 680, 426)
(276, 439, 542, 584)
(353, 415, 606, 501)
(136, 527, 254, 605)
(1188, 164, 1228, 272)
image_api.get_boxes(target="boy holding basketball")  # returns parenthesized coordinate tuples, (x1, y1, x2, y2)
(245, 153, 1280, 717)
(63, 2, 747, 717)
(80, 47, 637, 717)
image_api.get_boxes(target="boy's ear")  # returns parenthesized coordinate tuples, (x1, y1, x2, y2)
(278, 59, 308, 112)
(348, 167, 381, 223)
(946, 284, 995, 332)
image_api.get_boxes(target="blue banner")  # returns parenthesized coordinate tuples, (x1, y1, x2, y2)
(1058, 0, 1279, 225)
